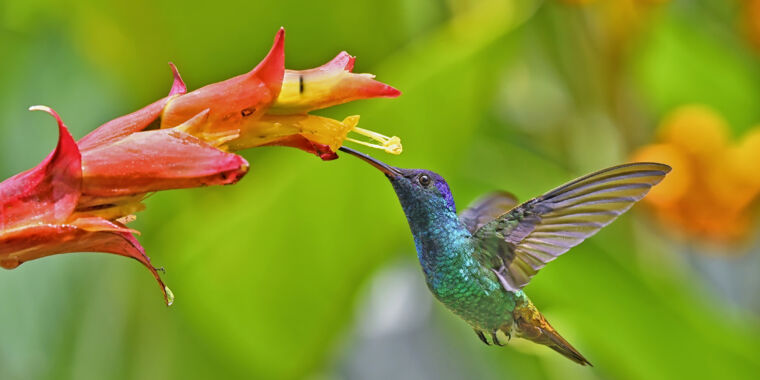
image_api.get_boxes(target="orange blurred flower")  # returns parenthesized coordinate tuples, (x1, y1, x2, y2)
(741, 0, 760, 52)
(632, 105, 760, 247)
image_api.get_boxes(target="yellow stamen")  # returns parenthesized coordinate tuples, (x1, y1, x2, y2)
(73, 194, 147, 222)
(346, 126, 402, 155)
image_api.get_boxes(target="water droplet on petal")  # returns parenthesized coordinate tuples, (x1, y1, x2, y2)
(165, 286, 175, 306)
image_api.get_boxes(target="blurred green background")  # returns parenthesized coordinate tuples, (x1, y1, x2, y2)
(2, 0, 760, 379)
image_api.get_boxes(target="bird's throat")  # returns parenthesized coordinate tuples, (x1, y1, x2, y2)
(392, 183, 470, 264)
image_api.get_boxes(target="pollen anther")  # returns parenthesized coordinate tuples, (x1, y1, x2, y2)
(346, 126, 402, 154)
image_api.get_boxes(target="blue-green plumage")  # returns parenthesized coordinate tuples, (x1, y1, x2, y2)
(391, 171, 515, 330)
(340, 146, 670, 366)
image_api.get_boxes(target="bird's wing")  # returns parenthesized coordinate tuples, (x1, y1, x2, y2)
(472, 162, 670, 291)
(459, 191, 519, 234)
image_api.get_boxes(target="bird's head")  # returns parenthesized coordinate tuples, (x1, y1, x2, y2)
(339, 147, 456, 214)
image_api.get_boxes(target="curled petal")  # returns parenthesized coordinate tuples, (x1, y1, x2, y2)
(268, 52, 400, 115)
(0, 218, 172, 305)
(81, 129, 249, 197)
(160, 28, 286, 130)
(0, 106, 81, 229)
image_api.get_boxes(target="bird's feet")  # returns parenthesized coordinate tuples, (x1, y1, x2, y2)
(474, 329, 511, 346)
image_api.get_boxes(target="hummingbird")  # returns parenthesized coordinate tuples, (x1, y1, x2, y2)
(339, 146, 670, 366)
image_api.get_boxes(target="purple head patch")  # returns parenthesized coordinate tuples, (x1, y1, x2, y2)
(433, 175, 456, 212)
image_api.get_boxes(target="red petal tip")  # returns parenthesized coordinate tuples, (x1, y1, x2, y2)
(29, 105, 65, 128)
(168, 62, 187, 96)
(360, 81, 401, 98)
(245, 28, 286, 96)
(306, 140, 338, 160)
(381, 84, 401, 98)
(273, 27, 285, 53)
(28, 104, 80, 153)
(319, 150, 339, 161)
(110, 229, 172, 306)
(266, 28, 286, 64)
(1, 104, 81, 225)
(222, 157, 250, 185)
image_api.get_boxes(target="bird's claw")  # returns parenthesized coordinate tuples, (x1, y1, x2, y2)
(491, 331, 505, 346)
(475, 330, 490, 345)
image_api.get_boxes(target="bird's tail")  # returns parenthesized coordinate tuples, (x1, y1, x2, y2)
(509, 299, 592, 366)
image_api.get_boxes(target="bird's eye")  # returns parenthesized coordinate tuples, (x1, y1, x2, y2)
(418, 174, 431, 187)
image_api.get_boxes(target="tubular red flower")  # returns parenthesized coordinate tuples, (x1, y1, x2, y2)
(1, 105, 251, 304)
(0, 107, 173, 305)
(0, 29, 402, 305)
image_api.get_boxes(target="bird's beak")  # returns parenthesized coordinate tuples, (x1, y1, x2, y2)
(339, 146, 401, 178)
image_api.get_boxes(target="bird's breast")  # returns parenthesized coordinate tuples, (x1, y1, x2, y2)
(420, 246, 516, 330)
(404, 209, 516, 329)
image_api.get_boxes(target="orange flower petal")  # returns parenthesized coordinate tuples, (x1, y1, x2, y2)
(268, 51, 400, 115)
(160, 28, 286, 130)
(81, 128, 249, 197)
